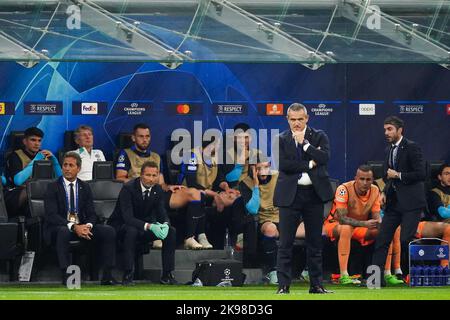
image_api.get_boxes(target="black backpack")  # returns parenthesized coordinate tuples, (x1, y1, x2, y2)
(191, 259, 245, 286)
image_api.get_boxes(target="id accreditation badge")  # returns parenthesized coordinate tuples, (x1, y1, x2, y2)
(67, 212, 79, 224)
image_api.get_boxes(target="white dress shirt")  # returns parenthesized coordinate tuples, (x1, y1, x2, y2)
(62, 177, 93, 232)
(141, 182, 153, 231)
(391, 136, 403, 180)
(292, 128, 314, 185)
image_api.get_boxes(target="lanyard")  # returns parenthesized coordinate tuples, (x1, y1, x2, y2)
(62, 179, 78, 213)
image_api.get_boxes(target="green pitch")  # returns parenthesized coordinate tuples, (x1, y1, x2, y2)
(0, 283, 449, 300)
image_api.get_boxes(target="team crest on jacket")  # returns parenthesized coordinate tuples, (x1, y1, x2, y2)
(336, 187, 347, 202)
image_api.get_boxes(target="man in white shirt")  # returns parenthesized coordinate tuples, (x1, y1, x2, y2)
(274, 103, 334, 294)
(71, 125, 106, 181)
(43, 152, 117, 286)
(372, 116, 426, 285)
(108, 161, 177, 285)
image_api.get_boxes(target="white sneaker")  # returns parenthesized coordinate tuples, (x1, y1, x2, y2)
(152, 240, 163, 249)
(235, 233, 244, 251)
(197, 233, 213, 249)
(184, 237, 203, 250)
(266, 271, 278, 285)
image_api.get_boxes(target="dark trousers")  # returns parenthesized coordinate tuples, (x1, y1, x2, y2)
(372, 207, 421, 275)
(119, 225, 176, 274)
(50, 224, 116, 270)
(4, 187, 30, 218)
(185, 216, 206, 238)
(185, 200, 206, 238)
(224, 197, 246, 243)
(206, 197, 246, 248)
(277, 186, 324, 287)
(261, 234, 278, 273)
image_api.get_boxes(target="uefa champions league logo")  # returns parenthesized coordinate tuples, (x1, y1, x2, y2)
(437, 247, 446, 259)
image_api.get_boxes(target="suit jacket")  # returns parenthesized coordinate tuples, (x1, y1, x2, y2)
(108, 178, 169, 230)
(274, 127, 334, 207)
(44, 177, 97, 244)
(383, 137, 426, 211)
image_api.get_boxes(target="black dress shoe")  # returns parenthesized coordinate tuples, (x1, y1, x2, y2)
(122, 271, 135, 286)
(101, 269, 119, 285)
(309, 285, 334, 294)
(160, 272, 178, 285)
(100, 277, 120, 286)
(276, 285, 290, 294)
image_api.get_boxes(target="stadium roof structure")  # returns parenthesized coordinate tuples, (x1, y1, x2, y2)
(0, 0, 450, 69)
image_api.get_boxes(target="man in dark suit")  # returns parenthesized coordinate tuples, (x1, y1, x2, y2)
(108, 161, 177, 285)
(44, 152, 117, 285)
(372, 116, 426, 284)
(274, 103, 334, 294)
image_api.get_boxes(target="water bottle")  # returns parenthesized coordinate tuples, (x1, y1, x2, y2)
(423, 266, 430, 286)
(429, 266, 437, 286)
(444, 266, 450, 286)
(435, 266, 443, 286)
(410, 266, 416, 287)
(224, 228, 234, 259)
(441, 266, 448, 286)
(416, 266, 423, 287)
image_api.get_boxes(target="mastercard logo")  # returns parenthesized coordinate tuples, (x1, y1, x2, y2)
(176, 104, 191, 114)
(0, 102, 4, 115)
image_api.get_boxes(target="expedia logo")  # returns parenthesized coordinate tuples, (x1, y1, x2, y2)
(399, 105, 424, 114)
(81, 102, 98, 115)
(359, 103, 375, 115)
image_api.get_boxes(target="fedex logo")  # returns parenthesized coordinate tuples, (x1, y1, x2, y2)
(81, 103, 98, 115)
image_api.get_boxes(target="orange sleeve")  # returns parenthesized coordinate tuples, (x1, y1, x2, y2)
(371, 188, 381, 213)
(334, 185, 349, 210)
